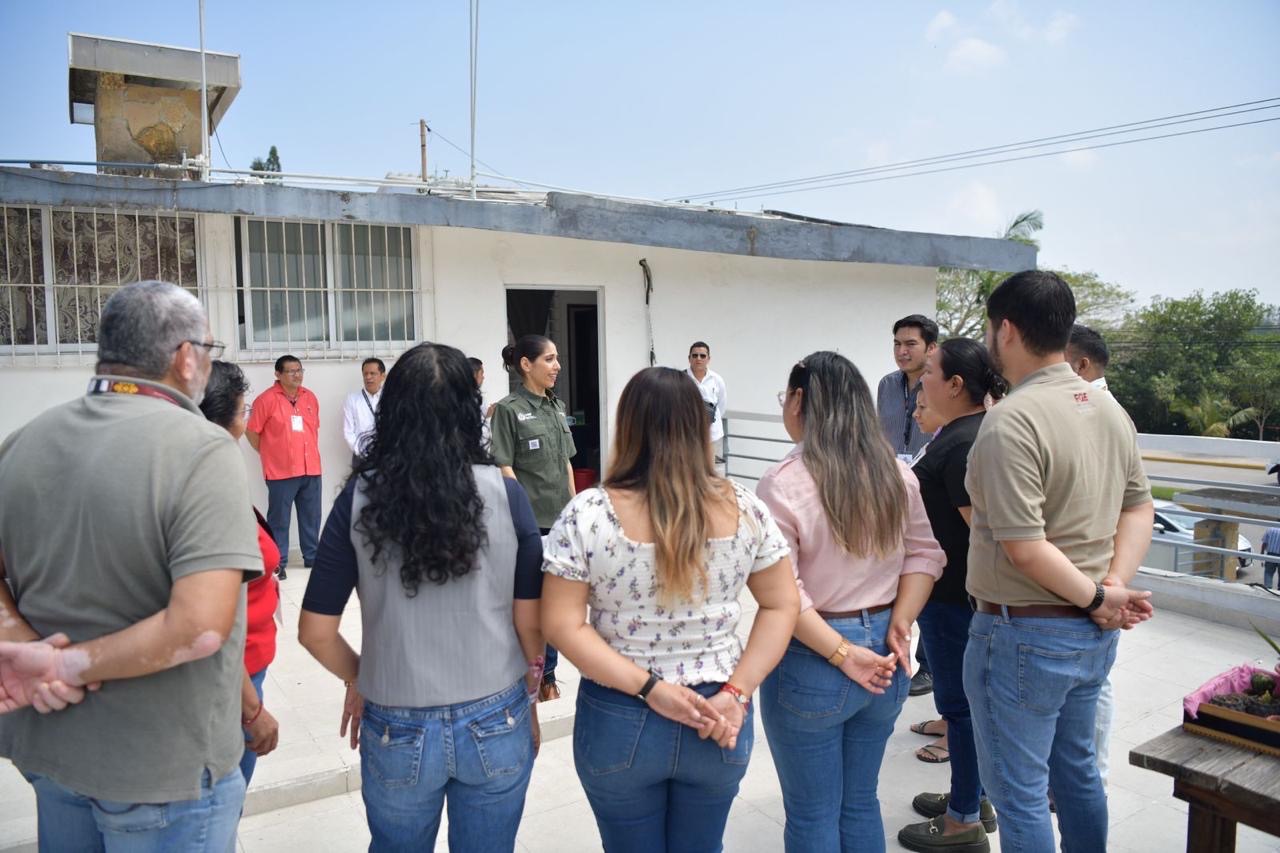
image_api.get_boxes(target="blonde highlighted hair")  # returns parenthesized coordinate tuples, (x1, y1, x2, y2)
(789, 352, 905, 556)
(604, 367, 732, 605)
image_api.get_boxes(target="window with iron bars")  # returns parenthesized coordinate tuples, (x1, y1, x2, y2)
(1, 206, 198, 360)
(237, 218, 415, 353)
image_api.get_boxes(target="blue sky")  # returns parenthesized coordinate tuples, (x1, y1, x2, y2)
(2, 1, 1277, 305)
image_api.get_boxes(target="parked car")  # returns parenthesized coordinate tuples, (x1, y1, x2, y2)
(1152, 499, 1253, 568)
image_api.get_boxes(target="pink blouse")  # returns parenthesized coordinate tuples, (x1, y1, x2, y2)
(756, 446, 945, 612)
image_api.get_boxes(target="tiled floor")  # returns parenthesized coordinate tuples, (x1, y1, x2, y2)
(4, 579, 1280, 852)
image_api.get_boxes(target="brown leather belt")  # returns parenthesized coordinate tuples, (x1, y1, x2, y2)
(818, 602, 893, 620)
(973, 599, 1085, 618)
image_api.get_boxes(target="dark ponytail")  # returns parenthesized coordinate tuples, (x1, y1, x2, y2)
(937, 338, 1007, 406)
(502, 334, 552, 378)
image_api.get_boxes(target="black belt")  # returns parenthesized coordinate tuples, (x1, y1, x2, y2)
(818, 602, 893, 620)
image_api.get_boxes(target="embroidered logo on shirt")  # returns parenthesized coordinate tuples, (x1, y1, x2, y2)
(1073, 391, 1096, 414)
(517, 412, 537, 421)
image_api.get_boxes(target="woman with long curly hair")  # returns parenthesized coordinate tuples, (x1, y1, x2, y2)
(542, 367, 800, 852)
(299, 343, 546, 853)
(757, 351, 944, 853)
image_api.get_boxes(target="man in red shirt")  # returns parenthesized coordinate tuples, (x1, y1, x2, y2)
(247, 355, 322, 579)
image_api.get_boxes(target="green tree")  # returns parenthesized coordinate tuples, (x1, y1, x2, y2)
(1221, 338, 1280, 439)
(250, 145, 282, 179)
(1107, 290, 1273, 434)
(936, 211, 1133, 339)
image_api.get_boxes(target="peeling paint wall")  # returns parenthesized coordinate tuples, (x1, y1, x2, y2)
(93, 73, 203, 169)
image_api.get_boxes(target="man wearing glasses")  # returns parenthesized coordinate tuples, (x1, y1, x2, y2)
(0, 280, 261, 850)
(685, 341, 728, 472)
(247, 355, 322, 580)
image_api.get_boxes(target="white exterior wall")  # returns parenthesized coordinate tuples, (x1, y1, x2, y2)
(0, 218, 935, 521)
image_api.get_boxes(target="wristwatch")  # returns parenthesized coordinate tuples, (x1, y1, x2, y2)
(636, 670, 660, 703)
(1083, 581, 1107, 613)
(827, 639, 852, 667)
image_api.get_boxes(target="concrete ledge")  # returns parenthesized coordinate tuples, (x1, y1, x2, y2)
(1131, 567, 1280, 636)
(1141, 452, 1266, 471)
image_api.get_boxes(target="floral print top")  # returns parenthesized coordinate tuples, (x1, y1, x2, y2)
(542, 482, 790, 687)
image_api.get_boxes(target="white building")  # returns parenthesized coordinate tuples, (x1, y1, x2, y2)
(0, 166, 1034, 517)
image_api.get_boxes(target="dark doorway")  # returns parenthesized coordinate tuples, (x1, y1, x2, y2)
(506, 288, 602, 484)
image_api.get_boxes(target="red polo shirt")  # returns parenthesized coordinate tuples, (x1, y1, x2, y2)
(248, 381, 322, 481)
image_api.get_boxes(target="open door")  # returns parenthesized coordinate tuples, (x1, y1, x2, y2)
(506, 288, 603, 486)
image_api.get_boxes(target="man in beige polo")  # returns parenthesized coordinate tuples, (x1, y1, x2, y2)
(962, 270, 1154, 852)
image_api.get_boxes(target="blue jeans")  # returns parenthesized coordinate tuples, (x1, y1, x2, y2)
(759, 608, 910, 853)
(239, 668, 268, 787)
(1264, 556, 1279, 589)
(916, 600, 982, 823)
(265, 474, 321, 568)
(964, 609, 1118, 853)
(359, 679, 534, 853)
(573, 677, 753, 853)
(24, 767, 245, 852)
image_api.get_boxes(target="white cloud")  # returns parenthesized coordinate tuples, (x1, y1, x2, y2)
(946, 180, 1005, 236)
(1061, 149, 1099, 170)
(926, 10, 958, 42)
(945, 37, 1007, 74)
(988, 0, 1078, 42)
(1044, 11, 1079, 43)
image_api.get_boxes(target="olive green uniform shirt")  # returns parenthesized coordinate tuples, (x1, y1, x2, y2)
(490, 386, 577, 528)
(965, 362, 1151, 607)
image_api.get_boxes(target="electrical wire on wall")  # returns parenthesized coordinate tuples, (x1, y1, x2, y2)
(639, 258, 655, 366)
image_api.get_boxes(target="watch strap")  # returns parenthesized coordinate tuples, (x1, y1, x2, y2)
(636, 670, 660, 703)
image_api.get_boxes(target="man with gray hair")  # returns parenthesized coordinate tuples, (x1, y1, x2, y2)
(0, 280, 262, 850)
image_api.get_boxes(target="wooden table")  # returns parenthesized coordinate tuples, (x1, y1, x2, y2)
(1131, 727, 1280, 851)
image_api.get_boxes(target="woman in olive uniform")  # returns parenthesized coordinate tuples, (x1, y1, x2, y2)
(491, 334, 576, 698)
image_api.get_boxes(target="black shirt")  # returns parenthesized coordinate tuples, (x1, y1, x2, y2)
(911, 411, 984, 605)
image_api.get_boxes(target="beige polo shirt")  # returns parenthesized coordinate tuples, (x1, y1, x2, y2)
(965, 362, 1150, 607)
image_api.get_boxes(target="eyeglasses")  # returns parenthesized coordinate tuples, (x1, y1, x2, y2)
(689, 353, 709, 360)
(282, 368, 305, 376)
(186, 340, 226, 358)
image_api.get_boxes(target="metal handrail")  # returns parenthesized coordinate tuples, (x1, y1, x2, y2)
(1148, 473, 1280, 497)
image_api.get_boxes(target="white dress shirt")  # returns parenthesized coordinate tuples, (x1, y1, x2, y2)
(686, 368, 728, 442)
(342, 388, 381, 456)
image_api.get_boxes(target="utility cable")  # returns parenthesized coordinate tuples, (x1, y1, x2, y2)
(702, 116, 1280, 204)
(674, 97, 1280, 202)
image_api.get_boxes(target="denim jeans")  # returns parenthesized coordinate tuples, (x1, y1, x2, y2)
(1094, 675, 1114, 783)
(573, 677, 754, 853)
(359, 679, 534, 853)
(759, 608, 910, 853)
(23, 767, 245, 852)
(265, 474, 321, 568)
(1265, 557, 1279, 590)
(239, 668, 268, 788)
(964, 609, 1118, 853)
(916, 599, 982, 823)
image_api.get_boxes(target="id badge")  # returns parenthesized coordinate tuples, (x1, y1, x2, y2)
(291, 414, 304, 432)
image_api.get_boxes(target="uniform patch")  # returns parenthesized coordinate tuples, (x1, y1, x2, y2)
(517, 412, 537, 421)
(528, 438, 541, 450)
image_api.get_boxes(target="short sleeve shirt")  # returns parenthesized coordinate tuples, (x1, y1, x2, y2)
(490, 386, 577, 528)
(542, 483, 789, 686)
(910, 412, 983, 605)
(248, 382, 322, 480)
(965, 363, 1151, 607)
(0, 377, 262, 802)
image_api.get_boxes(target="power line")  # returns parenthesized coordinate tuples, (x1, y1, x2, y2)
(213, 129, 232, 169)
(673, 97, 1280, 203)
(421, 123, 506, 177)
(697, 116, 1280, 204)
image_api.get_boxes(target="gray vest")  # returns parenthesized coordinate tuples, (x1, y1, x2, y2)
(352, 465, 526, 707)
